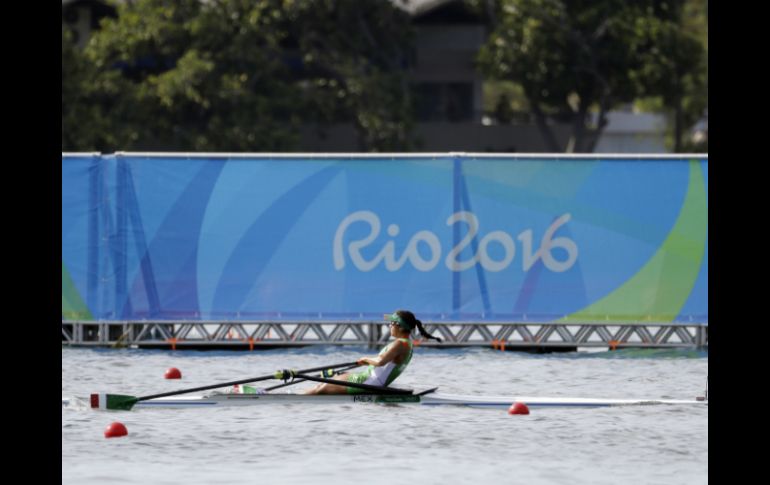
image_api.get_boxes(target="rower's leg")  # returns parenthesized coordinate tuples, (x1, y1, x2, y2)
(303, 373, 351, 395)
(304, 382, 349, 395)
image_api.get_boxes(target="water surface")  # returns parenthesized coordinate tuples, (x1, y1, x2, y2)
(62, 346, 708, 484)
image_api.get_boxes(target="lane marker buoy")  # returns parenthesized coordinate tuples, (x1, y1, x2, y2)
(508, 402, 530, 415)
(104, 422, 128, 438)
(165, 367, 182, 379)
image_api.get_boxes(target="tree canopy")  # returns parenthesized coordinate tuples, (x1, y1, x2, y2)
(63, 0, 707, 153)
(477, 0, 707, 152)
(62, 0, 416, 152)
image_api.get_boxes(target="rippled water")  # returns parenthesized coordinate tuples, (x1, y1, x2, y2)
(62, 346, 708, 485)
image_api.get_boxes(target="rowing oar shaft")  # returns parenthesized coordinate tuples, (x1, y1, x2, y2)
(264, 363, 360, 391)
(92, 361, 359, 410)
(136, 362, 361, 400)
(293, 373, 413, 395)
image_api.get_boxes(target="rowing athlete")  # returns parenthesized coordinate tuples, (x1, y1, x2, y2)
(304, 310, 442, 395)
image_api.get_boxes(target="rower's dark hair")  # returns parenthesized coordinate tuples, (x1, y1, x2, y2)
(397, 310, 442, 343)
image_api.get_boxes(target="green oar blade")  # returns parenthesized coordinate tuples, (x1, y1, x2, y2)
(91, 393, 139, 411)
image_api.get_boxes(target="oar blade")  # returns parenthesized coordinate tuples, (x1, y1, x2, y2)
(90, 393, 139, 411)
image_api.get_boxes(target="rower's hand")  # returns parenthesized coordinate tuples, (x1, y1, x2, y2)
(356, 358, 367, 366)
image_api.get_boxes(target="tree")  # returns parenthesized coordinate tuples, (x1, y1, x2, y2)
(651, 0, 708, 152)
(289, 0, 417, 151)
(62, 0, 416, 152)
(477, 0, 706, 153)
(74, 0, 302, 151)
(62, 27, 93, 151)
(63, 27, 129, 151)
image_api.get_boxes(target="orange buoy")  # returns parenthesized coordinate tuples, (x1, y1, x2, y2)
(104, 422, 128, 438)
(508, 402, 530, 415)
(164, 367, 182, 379)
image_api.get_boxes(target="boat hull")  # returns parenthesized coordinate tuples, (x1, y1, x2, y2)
(127, 392, 707, 409)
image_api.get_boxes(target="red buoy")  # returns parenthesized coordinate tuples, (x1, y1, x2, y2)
(104, 422, 128, 438)
(164, 367, 182, 379)
(508, 402, 530, 415)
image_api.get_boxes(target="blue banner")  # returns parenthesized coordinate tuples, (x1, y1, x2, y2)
(62, 154, 708, 323)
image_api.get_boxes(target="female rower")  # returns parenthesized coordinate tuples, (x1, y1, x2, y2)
(304, 310, 441, 395)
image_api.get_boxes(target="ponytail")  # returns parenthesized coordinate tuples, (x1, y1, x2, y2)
(415, 319, 442, 343)
(393, 310, 443, 343)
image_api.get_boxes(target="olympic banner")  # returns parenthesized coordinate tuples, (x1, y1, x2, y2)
(62, 153, 708, 323)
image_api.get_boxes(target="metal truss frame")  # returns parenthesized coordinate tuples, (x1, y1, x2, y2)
(62, 320, 708, 350)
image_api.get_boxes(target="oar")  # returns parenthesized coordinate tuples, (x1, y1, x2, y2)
(263, 363, 360, 392)
(91, 361, 359, 410)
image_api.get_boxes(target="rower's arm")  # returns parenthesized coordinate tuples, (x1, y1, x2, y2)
(357, 341, 405, 367)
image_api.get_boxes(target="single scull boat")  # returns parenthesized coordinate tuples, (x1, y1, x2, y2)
(77, 361, 708, 410)
(126, 389, 706, 409)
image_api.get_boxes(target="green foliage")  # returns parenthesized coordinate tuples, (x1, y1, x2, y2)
(289, 0, 416, 150)
(478, 0, 707, 152)
(63, 27, 94, 150)
(630, 0, 707, 152)
(62, 0, 415, 152)
(483, 81, 530, 123)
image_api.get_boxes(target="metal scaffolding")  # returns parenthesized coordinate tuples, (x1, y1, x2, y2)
(62, 320, 708, 351)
